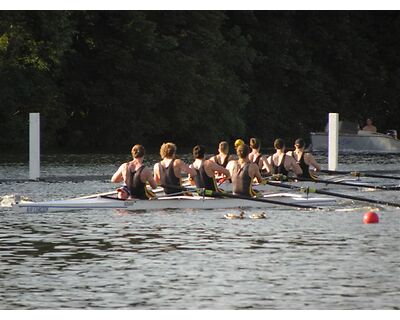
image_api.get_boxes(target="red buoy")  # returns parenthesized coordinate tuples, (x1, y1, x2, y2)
(363, 211, 379, 224)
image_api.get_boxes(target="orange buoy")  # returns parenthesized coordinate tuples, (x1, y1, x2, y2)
(363, 211, 379, 224)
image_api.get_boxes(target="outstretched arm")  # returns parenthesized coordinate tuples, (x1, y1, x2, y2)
(305, 154, 321, 171)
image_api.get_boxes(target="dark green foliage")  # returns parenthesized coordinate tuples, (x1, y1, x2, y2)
(0, 11, 399, 153)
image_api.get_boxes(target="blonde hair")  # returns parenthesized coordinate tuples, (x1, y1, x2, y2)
(218, 141, 229, 154)
(160, 142, 177, 159)
(131, 144, 145, 158)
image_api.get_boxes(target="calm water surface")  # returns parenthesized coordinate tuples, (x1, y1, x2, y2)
(0, 154, 399, 309)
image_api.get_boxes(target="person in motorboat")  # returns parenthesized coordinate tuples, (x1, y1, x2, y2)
(287, 138, 321, 179)
(248, 137, 270, 175)
(265, 138, 303, 178)
(154, 142, 197, 195)
(209, 141, 235, 168)
(226, 143, 263, 196)
(362, 118, 377, 133)
(189, 145, 230, 192)
(111, 144, 158, 200)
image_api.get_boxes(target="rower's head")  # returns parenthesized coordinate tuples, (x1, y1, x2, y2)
(234, 139, 244, 150)
(249, 137, 260, 151)
(294, 138, 305, 150)
(131, 144, 145, 159)
(218, 141, 229, 154)
(236, 144, 250, 160)
(366, 118, 373, 125)
(193, 145, 206, 159)
(274, 138, 285, 151)
(160, 142, 177, 159)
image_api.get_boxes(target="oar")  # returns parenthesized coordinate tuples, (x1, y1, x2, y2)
(321, 169, 400, 181)
(73, 190, 117, 200)
(202, 189, 320, 209)
(294, 176, 400, 191)
(266, 181, 400, 208)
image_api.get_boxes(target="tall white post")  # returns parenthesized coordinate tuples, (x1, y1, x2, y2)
(328, 113, 339, 171)
(29, 113, 40, 180)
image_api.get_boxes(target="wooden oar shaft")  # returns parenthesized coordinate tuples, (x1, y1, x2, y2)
(204, 190, 319, 209)
(295, 177, 400, 191)
(268, 181, 400, 208)
(321, 169, 400, 180)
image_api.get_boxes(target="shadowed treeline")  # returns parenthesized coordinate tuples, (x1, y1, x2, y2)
(1, 11, 399, 152)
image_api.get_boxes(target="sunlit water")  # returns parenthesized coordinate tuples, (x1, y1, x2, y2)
(0, 154, 399, 309)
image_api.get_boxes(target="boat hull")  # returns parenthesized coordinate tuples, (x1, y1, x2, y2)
(310, 132, 400, 153)
(12, 193, 336, 213)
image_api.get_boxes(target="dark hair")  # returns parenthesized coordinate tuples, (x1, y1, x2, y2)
(249, 138, 260, 150)
(236, 144, 250, 159)
(193, 145, 206, 159)
(294, 138, 305, 149)
(219, 141, 229, 154)
(274, 138, 285, 150)
(131, 144, 145, 158)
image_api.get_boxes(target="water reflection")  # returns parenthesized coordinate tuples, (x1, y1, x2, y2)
(0, 155, 400, 309)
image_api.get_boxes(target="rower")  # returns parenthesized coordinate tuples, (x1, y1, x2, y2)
(209, 141, 234, 168)
(189, 145, 230, 191)
(153, 142, 196, 195)
(111, 144, 157, 200)
(226, 144, 262, 197)
(287, 138, 321, 179)
(265, 138, 303, 178)
(248, 137, 269, 174)
(362, 118, 377, 133)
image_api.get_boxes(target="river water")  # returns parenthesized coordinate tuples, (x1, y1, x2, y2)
(0, 153, 399, 309)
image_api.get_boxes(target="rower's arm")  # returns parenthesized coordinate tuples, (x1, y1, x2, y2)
(153, 163, 161, 184)
(305, 154, 321, 171)
(188, 164, 196, 186)
(260, 155, 272, 174)
(209, 161, 230, 178)
(142, 168, 157, 189)
(263, 156, 273, 175)
(250, 163, 263, 183)
(177, 159, 197, 177)
(289, 158, 303, 176)
(111, 163, 125, 183)
(226, 160, 236, 178)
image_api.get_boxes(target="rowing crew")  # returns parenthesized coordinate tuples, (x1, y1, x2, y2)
(111, 138, 321, 200)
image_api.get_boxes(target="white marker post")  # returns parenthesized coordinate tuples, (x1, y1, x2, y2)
(328, 113, 339, 171)
(29, 113, 40, 180)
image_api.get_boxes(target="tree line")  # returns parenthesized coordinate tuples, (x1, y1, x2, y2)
(1, 11, 399, 153)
